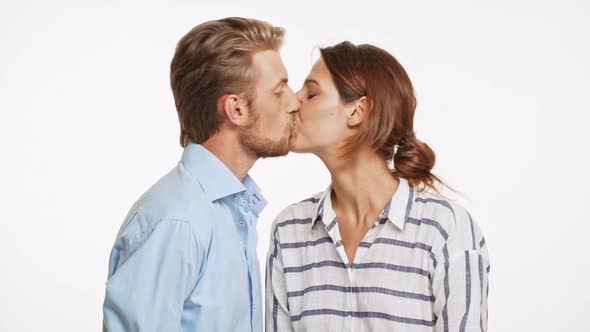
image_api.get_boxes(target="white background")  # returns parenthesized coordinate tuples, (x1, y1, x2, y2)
(1, 1, 589, 331)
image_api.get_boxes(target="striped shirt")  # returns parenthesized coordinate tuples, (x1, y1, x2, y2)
(266, 177, 490, 331)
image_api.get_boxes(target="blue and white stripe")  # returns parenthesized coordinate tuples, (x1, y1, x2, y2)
(266, 177, 490, 331)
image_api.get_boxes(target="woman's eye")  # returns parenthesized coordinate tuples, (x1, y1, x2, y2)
(308, 94, 317, 99)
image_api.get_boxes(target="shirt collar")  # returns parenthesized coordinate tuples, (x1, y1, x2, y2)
(180, 142, 268, 213)
(241, 174, 268, 217)
(311, 177, 414, 230)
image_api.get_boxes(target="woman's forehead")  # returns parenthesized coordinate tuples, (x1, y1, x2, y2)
(307, 59, 330, 85)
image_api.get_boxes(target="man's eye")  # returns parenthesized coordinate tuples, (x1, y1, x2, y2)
(274, 91, 283, 96)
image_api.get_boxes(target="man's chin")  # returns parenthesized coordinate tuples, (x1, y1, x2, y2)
(259, 149, 289, 158)
(256, 138, 290, 158)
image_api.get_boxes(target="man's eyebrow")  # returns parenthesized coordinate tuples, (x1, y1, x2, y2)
(272, 78, 288, 90)
(304, 79, 320, 86)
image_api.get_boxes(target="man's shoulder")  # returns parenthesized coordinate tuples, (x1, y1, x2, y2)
(115, 164, 215, 243)
(139, 164, 209, 216)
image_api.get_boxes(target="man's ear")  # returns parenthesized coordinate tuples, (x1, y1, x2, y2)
(219, 94, 251, 127)
(346, 96, 373, 127)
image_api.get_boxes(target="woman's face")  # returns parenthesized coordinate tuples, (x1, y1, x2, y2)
(290, 58, 355, 155)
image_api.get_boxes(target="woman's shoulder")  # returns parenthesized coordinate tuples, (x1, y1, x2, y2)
(411, 189, 471, 228)
(411, 189, 488, 257)
(270, 191, 325, 230)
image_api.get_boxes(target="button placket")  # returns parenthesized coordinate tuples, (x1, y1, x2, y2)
(347, 266, 354, 330)
(235, 194, 250, 255)
(241, 192, 249, 206)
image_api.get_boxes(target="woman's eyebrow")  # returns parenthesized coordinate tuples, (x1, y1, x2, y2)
(304, 79, 320, 86)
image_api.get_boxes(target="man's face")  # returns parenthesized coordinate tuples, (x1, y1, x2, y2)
(239, 50, 300, 158)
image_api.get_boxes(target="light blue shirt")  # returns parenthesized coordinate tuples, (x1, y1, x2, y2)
(103, 143, 266, 332)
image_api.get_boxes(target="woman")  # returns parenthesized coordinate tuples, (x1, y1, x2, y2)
(266, 41, 490, 331)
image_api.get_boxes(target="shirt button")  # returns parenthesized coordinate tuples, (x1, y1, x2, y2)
(241, 200, 247, 205)
(239, 221, 246, 226)
(243, 194, 249, 200)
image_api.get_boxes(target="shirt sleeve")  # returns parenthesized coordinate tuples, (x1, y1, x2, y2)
(102, 215, 201, 332)
(265, 219, 295, 332)
(431, 204, 490, 332)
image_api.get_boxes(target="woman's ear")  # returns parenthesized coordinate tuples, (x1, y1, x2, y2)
(220, 94, 251, 127)
(346, 96, 372, 127)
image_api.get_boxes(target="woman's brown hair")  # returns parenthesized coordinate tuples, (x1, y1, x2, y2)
(320, 41, 449, 193)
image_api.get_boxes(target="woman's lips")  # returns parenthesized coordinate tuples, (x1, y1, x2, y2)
(289, 116, 298, 139)
(291, 114, 298, 129)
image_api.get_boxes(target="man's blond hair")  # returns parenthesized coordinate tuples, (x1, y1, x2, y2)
(170, 17, 285, 147)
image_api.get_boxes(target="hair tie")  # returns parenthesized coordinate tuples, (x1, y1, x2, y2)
(389, 131, 416, 169)
(399, 131, 416, 147)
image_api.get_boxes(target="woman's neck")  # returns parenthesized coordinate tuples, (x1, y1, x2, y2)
(319, 147, 399, 225)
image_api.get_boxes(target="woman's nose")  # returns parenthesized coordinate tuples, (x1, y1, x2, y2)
(295, 89, 305, 102)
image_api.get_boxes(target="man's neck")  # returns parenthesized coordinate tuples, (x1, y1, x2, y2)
(201, 133, 257, 181)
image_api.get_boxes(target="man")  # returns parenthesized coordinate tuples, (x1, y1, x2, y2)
(102, 17, 300, 331)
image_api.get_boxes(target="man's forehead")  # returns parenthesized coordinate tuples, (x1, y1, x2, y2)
(253, 50, 288, 83)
